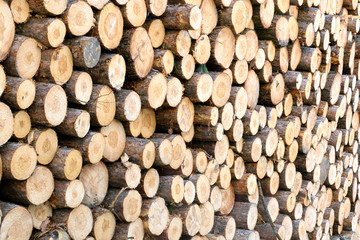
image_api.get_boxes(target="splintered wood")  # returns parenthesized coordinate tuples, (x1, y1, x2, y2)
(1, 0, 360, 239)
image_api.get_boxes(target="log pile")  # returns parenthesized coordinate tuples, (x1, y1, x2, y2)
(1, 0, 360, 239)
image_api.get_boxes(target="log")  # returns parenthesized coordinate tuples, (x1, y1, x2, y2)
(62, 0, 93, 36)
(141, 197, 169, 236)
(2, 77, 35, 110)
(107, 161, 141, 189)
(153, 49, 174, 75)
(55, 108, 90, 138)
(0, 166, 54, 205)
(16, 18, 66, 48)
(0, 201, 33, 239)
(172, 54, 196, 80)
(47, 146, 82, 181)
(200, 0, 218, 35)
(13, 110, 31, 139)
(59, 131, 105, 164)
(88, 54, 126, 91)
(28, 202, 52, 230)
(90, 207, 116, 240)
(48, 179, 85, 209)
(170, 204, 201, 236)
(37, 46, 73, 85)
(124, 70, 167, 109)
(156, 97, 194, 132)
(217, 0, 253, 34)
(63, 71, 93, 105)
(0, 0, 15, 62)
(184, 73, 213, 103)
(208, 27, 236, 69)
(117, 27, 154, 78)
(113, 218, 145, 239)
(120, 0, 147, 27)
(0, 142, 37, 180)
(166, 77, 183, 108)
(92, 2, 123, 50)
(79, 162, 109, 208)
(3, 35, 41, 80)
(231, 202, 258, 230)
(51, 204, 93, 240)
(161, 4, 202, 30)
(8, 0, 30, 24)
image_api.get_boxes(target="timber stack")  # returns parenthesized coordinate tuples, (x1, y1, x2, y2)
(1, 0, 360, 239)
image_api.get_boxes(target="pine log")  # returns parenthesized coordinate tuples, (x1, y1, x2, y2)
(37, 46, 73, 85)
(141, 197, 169, 236)
(92, 2, 123, 50)
(231, 202, 258, 230)
(107, 161, 141, 189)
(90, 207, 116, 240)
(62, 0, 93, 36)
(63, 71, 93, 105)
(170, 204, 201, 236)
(3, 35, 41, 80)
(79, 162, 109, 208)
(153, 49, 174, 75)
(16, 18, 66, 48)
(0, 166, 54, 205)
(208, 27, 236, 69)
(8, 0, 30, 23)
(218, 0, 253, 34)
(0, 142, 37, 180)
(51, 204, 93, 240)
(48, 179, 85, 209)
(113, 218, 145, 240)
(0, 0, 15, 62)
(0, 201, 33, 239)
(120, 0, 147, 27)
(138, 168, 159, 198)
(27, 83, 67, 127)
(55, 108, 90, 138)
(59, 131, 105, 164)
(184, 73, 213, 104)
(47, 147, 82, 181)
(27, 202, 52, 230)
(117, 27, 154, 78)
(13, 110, 31, 139)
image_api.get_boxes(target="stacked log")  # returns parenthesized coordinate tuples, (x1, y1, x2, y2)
(0, 0, 360, 239)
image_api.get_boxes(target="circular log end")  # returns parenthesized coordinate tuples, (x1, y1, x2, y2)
(26, 166, 54, 205)
(190, 6, 202, 30)
(126, 0, 147, 27)
(146, 197, 169, 235)
(143, 168, 160, 198)
(247, 203, 258, 230)
(68, 204, 93, 240)
(47, 19, 66, 48)
(67, 0, 93, 36)
(64, 149, 83, 180)
(13, 110, 31, 139)
(93, 209, 116, 240)
(65, 179, 85, 208)
(17, 38, 41, 79)
(166, 77, 183, 108)
(148, 19, 165, 48)
(88, 132, 105, 164)
(184, 180, 196, 205)
(131, 27, 154, 78)
(99, 2, 123, 50)
(177, 97, 194, 132)
(11, 143, 37, 180)
(0, 0, 15, 61)
(50, 46, 73, 85)
(0, 205, 33, 239)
